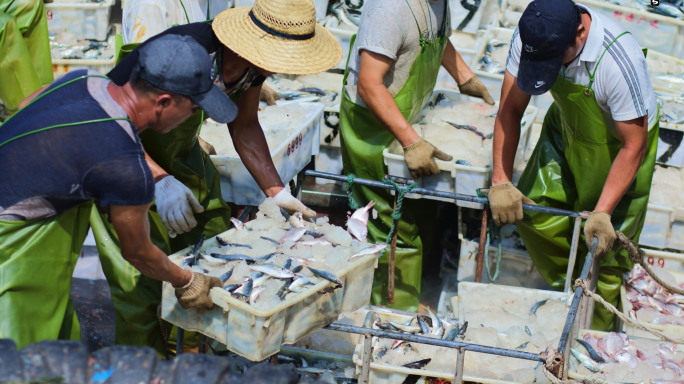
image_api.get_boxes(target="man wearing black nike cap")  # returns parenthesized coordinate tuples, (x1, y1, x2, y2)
(487, 0, 658, 330)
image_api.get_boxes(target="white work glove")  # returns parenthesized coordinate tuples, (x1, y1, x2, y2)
(155, 176, 204, 238)
(272, 188, 317, 220)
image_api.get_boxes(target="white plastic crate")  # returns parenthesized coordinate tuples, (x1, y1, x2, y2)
(648, 51, 684, 95)
(619, 268, 684, 339)
(46, 0, 114, 45)
(52, 58, 115, 79)
(382, 91, 537, 209)
(210, 102, 324, 206)
(568, 329, 684, 384)
(161, 228, 378, 361)
(640, 203, 675, 250)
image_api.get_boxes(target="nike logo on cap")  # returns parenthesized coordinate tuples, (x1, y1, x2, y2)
(524, 44, 537, 52)
(535, 81, 546, 88)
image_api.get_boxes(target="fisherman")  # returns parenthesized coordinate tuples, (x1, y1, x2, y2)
(95, 0, 342, 355)
(339, 0, 495, 311)
(0, 35, 228, 349)
(488, 0, 658, 330)
(0, 0, 52, 116)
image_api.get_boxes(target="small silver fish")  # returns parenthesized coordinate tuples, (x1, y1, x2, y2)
(530, 299, 549, 316)
(299, 87, 327, 96)
(391, 340, 405, 349)
(215, 236, 251, 248)
(280, 227, 307, 243)
(388, 321, 421, 334)
(293, 367, 327, 374)
(260, 236, 280, 245)
(446, 121, 492, 140)
(417, 316, 430, 335)
(402, 359, 431, 369)
(525, 326, 532, 336)
(300, 238, 332, 246)
(230, 218, 245, 230)
(351, 243, 388, 259)
(219, 270, 233, 282)
(516, 342, 529, 349)
(347, 218, 368, 242)
(455, 160, 472, 166)
(575, 338, 605, 363)
(223, 284, 240, 292)
(250, 265, 295, 279)
(288, 278, 311, 293)
(308, 267, 343, 286)
(252, 274, 271, 287)
(457, 321, 468, 339)
(211, 254, 256, 264)
(249, 285, 266, 304)
(233, 278, 253, 299)
(571, 348, 602, 372)
(183, 234, 206, 267)
(427, 308, 443, 337)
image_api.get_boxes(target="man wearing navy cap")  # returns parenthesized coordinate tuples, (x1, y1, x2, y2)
(0, 35, 228, 348)
(487, 0, 658, 330)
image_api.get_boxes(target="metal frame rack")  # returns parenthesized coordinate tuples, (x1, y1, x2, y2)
(176, 170, 603, 384)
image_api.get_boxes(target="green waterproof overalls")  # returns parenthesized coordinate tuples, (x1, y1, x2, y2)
(516, 33, 659, 331)
(0, 0, 52, 112)
(339, 0, 448, 312)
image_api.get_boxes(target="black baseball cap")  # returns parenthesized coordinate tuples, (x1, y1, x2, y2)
(137, 35, 237, 124)
(517, 0, 579, 95)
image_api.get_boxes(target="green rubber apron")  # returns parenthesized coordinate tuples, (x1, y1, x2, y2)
(516, 33, 659, 331)
(0, 0, 53, 111)
(97, 11, 229, 356)
(339, 0, 447, 312)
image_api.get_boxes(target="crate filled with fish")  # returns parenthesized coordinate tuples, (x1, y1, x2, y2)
(383, 91, 537, 209)
(199, 101, 324, 206)
(620, 264, 684, 339)
(648, 50, 684, 95)
(161, 198, 382, 361)
(568, 329, 684, 383)
(471, 27, 513, 101)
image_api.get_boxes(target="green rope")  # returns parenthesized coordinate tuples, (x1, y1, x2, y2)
(476, 188, 503, 282)
(382, 178, 418, 255)
(346, 174, 360, 210)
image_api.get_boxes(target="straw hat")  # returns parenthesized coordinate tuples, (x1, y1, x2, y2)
(213, 0, 343, 75)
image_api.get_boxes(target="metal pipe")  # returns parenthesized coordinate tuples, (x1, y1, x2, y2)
(176, 328, 184, 356)
(475, 209, 488, 283)
(564, 217, 583, 292)
(302, 170, 582, 218)
(324, 323, 544, 362)
(585, 255, 602, 329)
(388, 191, 398, 304)
(238, 206, 253, 222)
(454, 347, 465, 384)
(557, 237, 599, 354)
(360, 333, 372, 384)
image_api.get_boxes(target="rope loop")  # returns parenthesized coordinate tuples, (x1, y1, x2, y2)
(346, 173, 359, 210)
(382, 178, 418, 252)
(476, 187, 502, 282)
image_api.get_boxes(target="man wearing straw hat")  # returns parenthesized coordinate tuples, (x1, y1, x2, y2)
(98, 0, 342, 355)
(339, 0, 494, 311)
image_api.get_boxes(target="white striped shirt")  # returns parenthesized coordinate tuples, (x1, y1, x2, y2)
(506, 4, 658, 131)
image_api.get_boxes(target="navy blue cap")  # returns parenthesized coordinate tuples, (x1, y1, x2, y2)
(517, 0, 579, 95)
(138, 35, 237, 124)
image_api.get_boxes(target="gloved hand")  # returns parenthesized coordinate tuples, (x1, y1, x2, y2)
(174, 272, 222, 310)
(155, 176, 204, 238)
(488, 182, 536, 226)
(458, 76, 495, 106)
(198, 137, 217, 155)
(260, 84, 280, 106)
(403, 139, 453, 179)
(273, 188, 317, 220)
(584, 211, 617, 257)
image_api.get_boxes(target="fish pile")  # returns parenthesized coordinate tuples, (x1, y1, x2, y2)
(477, 36, 509, 75)
(572, 331, 684, 382)
(181, 198, 386, 310)
(659, 97, 684, 125)
(199, 102, 315, 158)
(265, 73, 343, 106)
(649, 166, 684, 208)
(49, 37, 115, 61)
(624, 264, 684, 326)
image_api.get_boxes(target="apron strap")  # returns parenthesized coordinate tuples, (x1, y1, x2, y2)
(404, 0, 434, 47)
(583, 31, 630, 96)
(178, 0, 191, 24)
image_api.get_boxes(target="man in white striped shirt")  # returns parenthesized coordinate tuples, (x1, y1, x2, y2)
(486, 0, 658, 331)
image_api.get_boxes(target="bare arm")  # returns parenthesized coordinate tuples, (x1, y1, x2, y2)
(492, 70, 531, 185)
(18, 85, 50, 110)
(357, 50, 419, 147)
(228, 85, 284, 197)
(594, 116, 648, 213)
(143, 149, 169, 182)
(440, 40, 475, 85)
(110, 204, 192, 287)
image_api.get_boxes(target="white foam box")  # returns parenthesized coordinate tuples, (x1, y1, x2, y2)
(46, 0, 114, 45)
(638, 203, 684, 253)
(382, 91, 537, 209)
(161, 227, 378, 361)
(619, 268, 684, 339)
(210, 102, 324, 206)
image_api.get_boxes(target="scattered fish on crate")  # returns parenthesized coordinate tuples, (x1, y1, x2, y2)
(49, 37, 114, 60)
(266, 72, 344, 107)
(476, 38, 508, 75)
(568, 330, 684, 383)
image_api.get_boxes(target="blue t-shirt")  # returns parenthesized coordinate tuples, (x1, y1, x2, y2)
(0, 70, 154, 221)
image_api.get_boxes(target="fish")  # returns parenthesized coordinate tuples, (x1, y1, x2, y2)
(280, 208, 304, 228)
(215, 236, 229, 246)
(305, 230, 325, 238)
(457, 321, 468, 339)
(300, 238, 332, 246)
(665, 361, 683, 375)
(348, 201, 375, 241)
(388, 321, 421, 334)
(391, 340, 404, 349)
(374, 346, 388, 360)
(575, 338, 606, 363)
(571, 348, 602, 372)
(417, 316, 430, 335)
(615, 351, 639, 368)
(427, 308, 443, 337)
(516, 342, 529, 349)
(377, 322, 395, 331)
(215, 236, 251, 248)
(455, 160, 472, 166)
(402, 359, 431, 369)
(604, 332, 626, 357)
(291, 265, 304, 273)
(351, 243, 388, 259)
(255, 252, 279, 262)
(530, 299, 549, 316)
(233, 279, 253, 299)
(184, 234, 206, 267)
(446, 121, 492, 140)
(249, 285, 266, 304)
(277, 355, 297, 363)
(219, 270, 233, 282)
(308, 267, 344, 286)
(293, 367, 327, 374)
(223, 284, 240, 292)
(525, 326, 532, 336)
(252, 274, 271, 287)
(283, 258, 293, 270)
(277, 281, 291, 299)
(230, 218, 245, 230)
(260, 236, 280, 245)
(250, 265, 295, 279)
(299, 87, 327, 96)
(211, 254, 256, 264)
(278, 91, 305, 100)
(444, 326, 459, 341)
(288, 277, 313, 293)
(280, 228, 307, 243)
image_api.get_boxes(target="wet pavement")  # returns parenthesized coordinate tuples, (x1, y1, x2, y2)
(70, 277, 116, 353)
